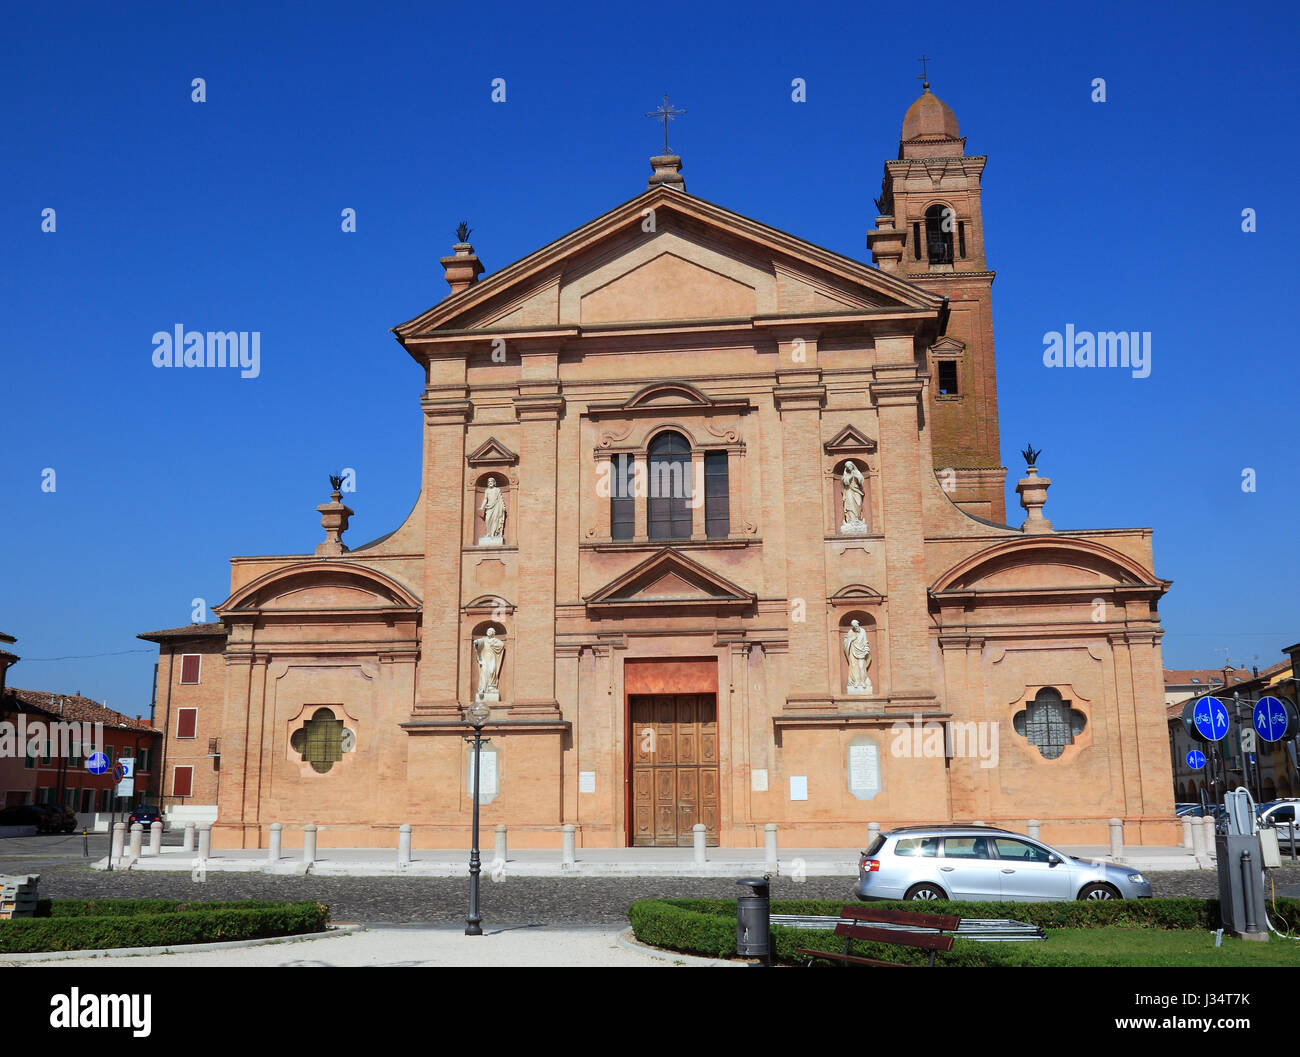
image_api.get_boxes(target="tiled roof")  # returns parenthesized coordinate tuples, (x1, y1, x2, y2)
(6, 688, 158, 733)
(137, 622, 227, 643)
(1163, 667, 1251, 686)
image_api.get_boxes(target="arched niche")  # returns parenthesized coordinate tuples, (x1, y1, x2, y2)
(465, 617, 510, 706)
(828, 457, 874, 535)
(468, 470, 515, 548)
(835, 610, 879, 697)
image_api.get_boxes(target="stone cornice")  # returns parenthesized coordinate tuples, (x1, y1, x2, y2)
(513, 393, 565, 421)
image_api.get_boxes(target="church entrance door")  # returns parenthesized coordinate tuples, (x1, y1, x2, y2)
(629, 693, 720, 847)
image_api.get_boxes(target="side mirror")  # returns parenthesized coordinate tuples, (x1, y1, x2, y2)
(1047, 855, 1062, 866)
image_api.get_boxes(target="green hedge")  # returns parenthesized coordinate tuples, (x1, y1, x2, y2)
(627, 897, 1300, 966)
(35, 898, 298, 918)
(0, 900, 329, 954)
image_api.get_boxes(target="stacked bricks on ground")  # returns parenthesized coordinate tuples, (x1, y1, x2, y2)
(138, 83, 1176, 851)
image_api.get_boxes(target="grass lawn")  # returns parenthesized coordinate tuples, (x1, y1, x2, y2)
(992, 927, 1300, 966)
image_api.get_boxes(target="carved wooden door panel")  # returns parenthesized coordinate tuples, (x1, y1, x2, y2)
(630, 693, 719, 847)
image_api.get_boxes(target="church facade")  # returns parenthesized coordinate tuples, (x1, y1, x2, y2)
(141, 86, 1178, 850)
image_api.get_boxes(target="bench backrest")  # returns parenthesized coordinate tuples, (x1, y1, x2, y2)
(839, 905, 960, 931)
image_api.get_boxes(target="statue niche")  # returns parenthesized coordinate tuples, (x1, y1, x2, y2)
(477, 475, 507, 546)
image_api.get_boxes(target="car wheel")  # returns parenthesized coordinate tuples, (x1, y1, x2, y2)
(1078, 883, 1121, 901)
(904, 883, 947, 901)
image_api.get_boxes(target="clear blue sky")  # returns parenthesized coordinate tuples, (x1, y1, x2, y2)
(2, 0, 1296, 717)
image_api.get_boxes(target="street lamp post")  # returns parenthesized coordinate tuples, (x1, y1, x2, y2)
(465, 698, 491, 936)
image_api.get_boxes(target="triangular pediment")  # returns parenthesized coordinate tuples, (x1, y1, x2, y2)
(585, 548, 756, 613)
(466, 436, 519, 466)
(394, 187, 945, 341)
(824, 424, 878, 454)
(930, 336, 966, 355)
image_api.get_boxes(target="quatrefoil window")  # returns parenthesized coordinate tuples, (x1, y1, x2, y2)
(1013, 688, 1086, 760)
(290, 708, 345, 774)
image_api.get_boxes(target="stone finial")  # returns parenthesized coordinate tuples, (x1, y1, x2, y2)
(648, 154, 685, 190)
(1016, 453, 1053, 534)
(867, 215, 905, 274)
(441, 223, 484, 295)
(316, 483, 354, 556)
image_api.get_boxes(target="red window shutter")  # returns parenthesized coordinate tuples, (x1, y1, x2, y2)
(173, 766, 193, 797)
(180, 655, 201, 684)
(177, 709, 197, 739)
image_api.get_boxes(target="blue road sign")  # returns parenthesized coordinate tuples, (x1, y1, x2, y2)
(86, 751, 109, 775)
(1186, 749, 1206, 770)
(1192, 696, 1230, 742)
(1254, 696, 1293, 742)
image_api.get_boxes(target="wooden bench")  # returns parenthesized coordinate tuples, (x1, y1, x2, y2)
(796, 906, 960, 967)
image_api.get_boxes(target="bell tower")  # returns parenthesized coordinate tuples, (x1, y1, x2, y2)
(868, 74, 1005, 522)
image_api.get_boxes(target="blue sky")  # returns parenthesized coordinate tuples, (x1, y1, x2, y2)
(2, 0, 1296, 717)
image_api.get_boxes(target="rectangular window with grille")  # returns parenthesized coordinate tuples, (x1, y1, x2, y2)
(704, 452, 729, 538)
(937, 361, 959, 396)
(610, 454, 635, 540)
(957, 220, 967, 259)
(912, 222, 922, 260)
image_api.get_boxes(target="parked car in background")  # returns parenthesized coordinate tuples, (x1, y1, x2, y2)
(855, 825, 1152, 902)
(127, 804, 165, 832)
(1257, 800, 1300, 841)
(44, 804, 77, 833)
(0, 804, 50, 832)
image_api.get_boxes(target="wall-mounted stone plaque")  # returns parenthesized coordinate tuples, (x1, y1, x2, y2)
(579, 771, 596, 794)
(847, 737, 881, 801)
(789, 775, 808, 801)
(751, 768, 768, 792)
(467, 745, 499, 803)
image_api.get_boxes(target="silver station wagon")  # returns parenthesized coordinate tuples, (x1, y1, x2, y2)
(855, 825, 1152, 902)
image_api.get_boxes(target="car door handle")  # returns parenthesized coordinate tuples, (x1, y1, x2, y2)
(1001, 868, 1015, 873)
(940, 866, 954, 872)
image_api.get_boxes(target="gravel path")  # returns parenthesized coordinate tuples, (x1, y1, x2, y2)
(27, 863, 1300, 925)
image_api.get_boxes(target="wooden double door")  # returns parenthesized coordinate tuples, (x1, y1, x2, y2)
(629, 693, 720, 847)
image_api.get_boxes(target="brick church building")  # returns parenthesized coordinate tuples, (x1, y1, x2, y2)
(141, 83, 1177, 850)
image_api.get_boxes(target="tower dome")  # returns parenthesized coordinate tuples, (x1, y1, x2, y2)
(901, 86, 960, 142)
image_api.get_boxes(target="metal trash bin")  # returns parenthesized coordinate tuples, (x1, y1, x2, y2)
(736, 876, 771, 965)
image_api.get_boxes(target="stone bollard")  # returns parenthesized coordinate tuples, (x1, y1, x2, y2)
(494, 824, 507, 865)
(764, 823, 778, 868)
(561, 823, 576, 865)
(867, 821, 880, 848)
(149, 821, 163, 856)
(693, 823, 707, 865)
(1026, 819, 1040, 841)
(268, 822, 282, 862)
(182, 822, 195, 853)
(398, 824, 412, 866)
(1108, 817, 1124, 860)
(1202, 817, 1216, 858)
(1182, 817, 1194, 850)
(1191, 816, 1206, 858)
(129, 823, 143, 859)
(111, 822, 126, 864)
(198, 823, 211, 861)
(302, 824, 317, 864)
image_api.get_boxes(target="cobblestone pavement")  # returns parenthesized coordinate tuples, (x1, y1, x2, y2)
(24, 863, 1300, 925)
